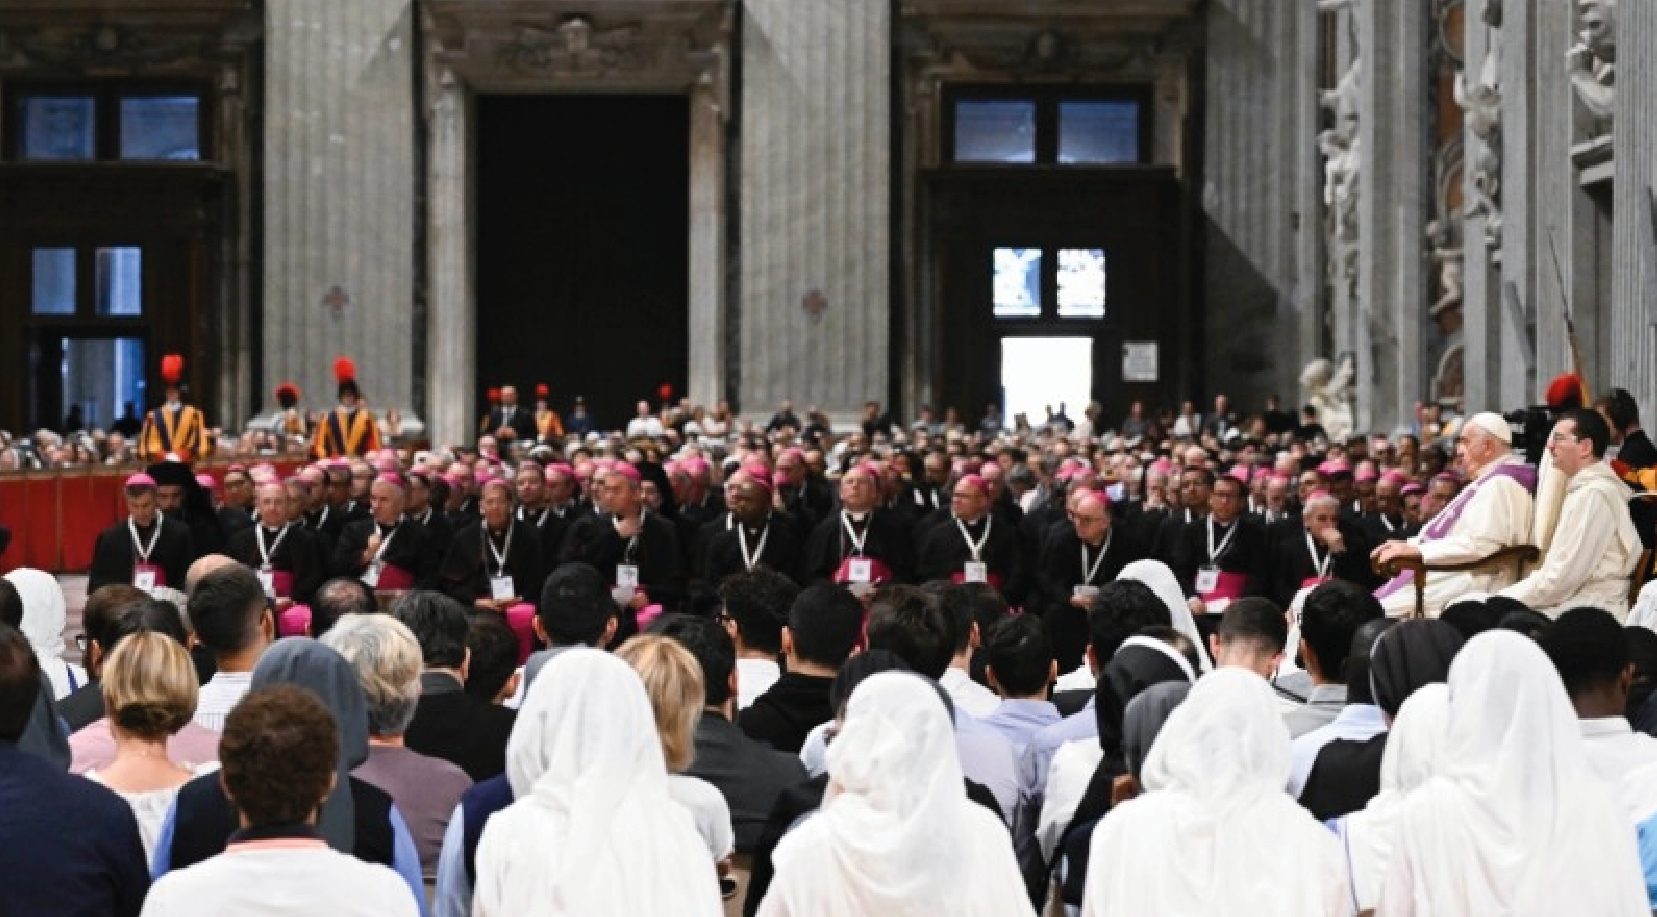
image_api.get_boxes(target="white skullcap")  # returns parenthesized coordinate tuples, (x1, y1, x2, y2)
(1464, 411, 1513, 445)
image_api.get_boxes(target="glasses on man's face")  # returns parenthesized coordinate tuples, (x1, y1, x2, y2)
(1550, 431, 1580, 444)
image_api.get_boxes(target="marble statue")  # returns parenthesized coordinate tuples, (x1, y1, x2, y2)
(1302, 355, 1357, 441)
(1320, 55, 1362, 290)
(1568, 0, 1616, 121)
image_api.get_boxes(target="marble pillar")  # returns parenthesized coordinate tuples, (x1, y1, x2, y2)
(263, 0, 417, 418)
(1610, 0, 1657, 406)
(1462, 0, 1500, 411)
(1201, 0, 1310, 407)
(1497, 0, 1537, 407)
(1535, 0, 1608, 393)
(688, 77, 727, 410)
(425, 67, 473, 449)
(1357, 0, 1429, 432)
(738, 0, 890, 420)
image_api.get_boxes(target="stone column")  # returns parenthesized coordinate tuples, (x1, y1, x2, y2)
(688, 75, 727, 410)
(1292, 0, 1324, 400)
(1357, 0, 1429, 432)
(1497, 0, 1537, 407)
(738, 0, 890, 420)
(1462, 0, 1500, 411)
(1201, 0, 1308, 407)
(217, 62, 251, 427)
(1611, 0, 1657, 406)
(263, 0, 417, 418)
(1535, 0, 1609, 392)
(425, 67, 473, 448)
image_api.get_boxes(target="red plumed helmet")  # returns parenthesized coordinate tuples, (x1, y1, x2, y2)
(657, 382, 674, 402)
(487, 387, 501, 404)
(535, 383, 550, 400)
(333, 356, 357, 383)
(160, 354, 185, 385)
(1545, 373, 1586, 411)
(275, 382, 301, 409)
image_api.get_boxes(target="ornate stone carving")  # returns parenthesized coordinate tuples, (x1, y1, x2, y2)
(1567, 0, 1616, 122)
(1320, 55, 1362, 293)
(1301, 356, 1357, 441)
(1455, 1, 1502, 249)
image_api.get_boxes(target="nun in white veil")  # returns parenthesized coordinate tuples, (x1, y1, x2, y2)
(758, 672, 1034, 917)
(1117, 559, 1212, 672)
(4, 568, 86, 700)
(1376, 631, 1647, 916)
(472, 648, 721, 917)
(1081, 668, 1349, 916)
(1331, 683, 1450, 914)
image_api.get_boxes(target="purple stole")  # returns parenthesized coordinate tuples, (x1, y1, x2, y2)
(1375, 461, 1538, 599)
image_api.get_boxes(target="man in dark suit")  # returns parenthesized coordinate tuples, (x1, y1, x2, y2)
(657, 614, 807, 854)
(479, 384, 535, 444)
(395, 591, 515, 781)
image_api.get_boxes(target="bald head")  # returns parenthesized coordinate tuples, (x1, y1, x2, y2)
(1072, 491, 1111, 545)
(187, 554, 240, 594)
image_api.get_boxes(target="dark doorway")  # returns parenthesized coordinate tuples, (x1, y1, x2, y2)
(476, 95, 690, 433)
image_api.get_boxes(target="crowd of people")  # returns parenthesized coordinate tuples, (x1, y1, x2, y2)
(5, 365, 1657, 915)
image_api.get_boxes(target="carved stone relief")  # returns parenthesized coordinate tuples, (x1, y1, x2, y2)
(1455, 0, 1502, 249)
(1568, 0, 1616, 123)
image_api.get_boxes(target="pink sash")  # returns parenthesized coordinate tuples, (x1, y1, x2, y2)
(1199, 571, 1247, 607)
(269, 570, 295, 599)
(376, 564, 415, 590)
(832, 556, 894, 586)
(949, 570, 1005, 592)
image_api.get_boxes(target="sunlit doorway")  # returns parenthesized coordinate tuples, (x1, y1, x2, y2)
(1000, 336, 1092, 432)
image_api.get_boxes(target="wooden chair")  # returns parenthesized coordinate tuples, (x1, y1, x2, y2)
(1375, 545, 1540, 619)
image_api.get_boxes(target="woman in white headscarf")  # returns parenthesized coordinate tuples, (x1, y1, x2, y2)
(758, 672, 1034, 917)
(1331, 683, 1449, 914)
(1116, 559, 1211, 672)
(471, 648, 721, 917)
(1376, 631, 1648, 916)
(5, 568, 86, 700)
(1081, 668, 1349, 916)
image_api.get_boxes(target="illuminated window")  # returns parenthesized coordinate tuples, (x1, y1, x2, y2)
(1058, 101, 1141, 164)
(1057, 248, 1107, 317)
(954, 101, 1037, 163)
(18, 95, 96, 161)
(993, 248, 1043, 317)
(120, 96, 200, 160)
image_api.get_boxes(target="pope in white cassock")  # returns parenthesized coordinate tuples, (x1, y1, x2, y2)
(1499, 409, 1639, 619)
(1371, 413, 1536, 618)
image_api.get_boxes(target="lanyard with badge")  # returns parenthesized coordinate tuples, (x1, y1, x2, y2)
(1074, 531, 1113, 602)
(1304, 531, 1333, 582)
(957, 514, 992, 583)
(129, 517, 164, 593)
(841, 511, 873, 583)
(255, 524, 291, 597)
(614, 512, 643, 594)
(485, 522, 516, 601)
(1195, 517, 1239, 594)
(738, 519, 771, 572)
(362, 524, 397, 588)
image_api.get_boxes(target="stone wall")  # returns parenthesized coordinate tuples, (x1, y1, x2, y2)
(263, 0, 417, 417)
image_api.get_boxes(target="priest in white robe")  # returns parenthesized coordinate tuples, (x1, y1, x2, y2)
(1372, 413, 1536, 618)
(1499, 409, 1640, 619)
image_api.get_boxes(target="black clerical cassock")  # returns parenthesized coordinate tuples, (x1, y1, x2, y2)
(803, 508, 916, 586)
(915, 514, 1024, 604)
(88, 516, 194, 594)
(409, 505, 455, 561)
(439, 519, 545, 607)
(560, 510, 684, 617)
(1036, 525, 1144, 672)
(1264, 519, 1379, 611)
(225, 522, 326, 605)
(693, 514, 804, 613)
(516, 504, 571, 574)
(1169, 514, 1267, 604)
(330, 518, 439, 590)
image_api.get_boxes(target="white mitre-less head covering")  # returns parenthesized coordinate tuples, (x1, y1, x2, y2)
(1463, 412, 1512, 445)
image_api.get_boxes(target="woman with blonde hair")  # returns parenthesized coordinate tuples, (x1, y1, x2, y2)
(616, 634, 735, 866)
(83, 631, 206, 860)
